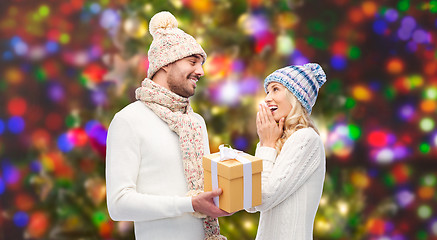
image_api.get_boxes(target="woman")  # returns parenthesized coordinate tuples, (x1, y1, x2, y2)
(249, 63, 327, 239)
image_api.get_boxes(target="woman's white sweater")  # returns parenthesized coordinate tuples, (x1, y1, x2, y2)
(251, 127, 326, 240)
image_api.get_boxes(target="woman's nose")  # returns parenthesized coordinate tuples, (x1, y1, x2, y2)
(265, 93, 272, 103)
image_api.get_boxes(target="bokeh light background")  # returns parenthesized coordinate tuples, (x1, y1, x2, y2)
(1, 0, 437, 239)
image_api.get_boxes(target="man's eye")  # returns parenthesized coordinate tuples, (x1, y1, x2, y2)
(273, 87, 278, 91)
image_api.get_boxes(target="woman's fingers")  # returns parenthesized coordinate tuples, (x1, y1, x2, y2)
(278, 117, 285, 130)
(261, 105, 270, 124)
(264, 104, 276, 123)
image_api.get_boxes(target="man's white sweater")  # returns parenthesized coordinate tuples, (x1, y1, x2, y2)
(251, 128, 326, 240)
(105, 101, 210, 239)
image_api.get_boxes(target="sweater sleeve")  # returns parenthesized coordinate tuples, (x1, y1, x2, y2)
(105, 114, 193, 222)
(254, 128, 323, 212)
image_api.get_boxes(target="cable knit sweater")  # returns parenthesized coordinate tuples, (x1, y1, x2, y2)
(105, 101, 210, 240)
(250, 128, 326, 240)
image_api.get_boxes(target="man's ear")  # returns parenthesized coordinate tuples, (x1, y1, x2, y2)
(161, 64, 170, 72)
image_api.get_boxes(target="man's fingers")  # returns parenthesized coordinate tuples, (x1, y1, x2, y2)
(212, 188, 222, 196)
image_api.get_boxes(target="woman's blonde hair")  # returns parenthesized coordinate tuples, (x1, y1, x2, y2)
(275, 90, 319, 153)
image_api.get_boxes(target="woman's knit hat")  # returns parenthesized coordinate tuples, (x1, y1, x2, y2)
(147, 11, 207, 78)
(264, 63, 327, 114)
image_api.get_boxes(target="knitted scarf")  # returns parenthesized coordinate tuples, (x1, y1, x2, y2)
(135, 78, 226, 240)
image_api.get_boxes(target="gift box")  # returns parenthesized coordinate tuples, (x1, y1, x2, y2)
(203, 147, 262, 213)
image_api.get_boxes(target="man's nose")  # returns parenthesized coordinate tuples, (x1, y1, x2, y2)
(195, 65, 204, 77)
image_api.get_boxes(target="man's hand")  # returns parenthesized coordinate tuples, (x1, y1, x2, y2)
(192, 188, 233, 218)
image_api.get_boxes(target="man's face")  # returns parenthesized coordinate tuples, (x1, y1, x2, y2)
(166, 55, 205, 98)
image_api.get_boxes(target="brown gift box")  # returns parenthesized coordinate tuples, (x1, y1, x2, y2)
(203, 152, 262, 213)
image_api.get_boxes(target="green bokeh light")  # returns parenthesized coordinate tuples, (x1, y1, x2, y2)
(398, 0, 410, 12)
(348, 46, 361, 60)
(345, 97, 356, 109)
(421, 174, 437, 186)
(65, 114, 80, 128)
(424, 87, 437, 100)
(35, 67, 47, 82)
(430, 0, 437, 13)
(92, 211, 107, 227)
(419, 143, 430, 154)
(39, 5, 50, 17)
(60, 33, 70, 44)
(348, 124, 361, 140)
(417, 205, 432, 219)
(419, 118, 434, 132)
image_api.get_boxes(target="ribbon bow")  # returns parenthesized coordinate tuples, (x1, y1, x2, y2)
(211, 144, 253, 210)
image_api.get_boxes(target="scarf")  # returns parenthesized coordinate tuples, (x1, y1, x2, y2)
(135, 78, 226, 240)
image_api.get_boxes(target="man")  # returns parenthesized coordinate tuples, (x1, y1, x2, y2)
(106, 11, 229, 240)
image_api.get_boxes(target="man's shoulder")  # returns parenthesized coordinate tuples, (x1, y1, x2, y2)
(112, 101, 158, 125)
(115, 101, 152, 117)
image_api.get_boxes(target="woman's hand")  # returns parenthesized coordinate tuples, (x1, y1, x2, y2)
(256, 103, 284, 148)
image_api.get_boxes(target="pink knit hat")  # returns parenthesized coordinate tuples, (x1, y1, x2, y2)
(147, 11, 207, 78)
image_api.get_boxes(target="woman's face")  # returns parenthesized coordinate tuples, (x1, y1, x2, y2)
(265, 82, 292, 122)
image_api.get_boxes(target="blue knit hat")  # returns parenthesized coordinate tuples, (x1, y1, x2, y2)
(264, 63, 327, 114)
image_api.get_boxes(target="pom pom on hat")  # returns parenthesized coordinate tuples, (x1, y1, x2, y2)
(303, 63, 327, 88)
(149, 11, 178, 39)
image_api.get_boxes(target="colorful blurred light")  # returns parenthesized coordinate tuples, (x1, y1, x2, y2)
(419, 118, 434, 132)
(373, 19, 388, 35)
(419, 99, 436, 113)
(352, 85, 372, 101)
(8, 116, 25, 134)
(15, 193, 35, 211)
(424, 87, 437, 99)
(0, 177, 5, 195)
(418, 186, 434, 200)
(47, 82, 65, 102)
(0, 119, 4, 135)
(8, 97, 27, 116)
(386, 58, 404, 74)
(13, 211, 29, 227)
(276, 34, 295, 56)
(385, 8, 399, 22)
(367, 130, 392, 147)
(418, 205, 432, 219)
(398, 104, 415, 121)
(412, 29, 429, 43)
(57, 133, 74, 153)
(99, 9, 120, 31)
(27, 212, 49, 238)
(331, 55, 347, 70)
(326, 123, 356, 159)
(376, 148, 395, 164)
(396, 189, 415, 207)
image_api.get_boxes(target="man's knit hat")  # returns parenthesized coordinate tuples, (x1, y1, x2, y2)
(264, 63, 327, 114)
(147, 11, 207, 78)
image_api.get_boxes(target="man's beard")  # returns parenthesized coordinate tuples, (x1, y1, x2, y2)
(167, 73, 197, 98)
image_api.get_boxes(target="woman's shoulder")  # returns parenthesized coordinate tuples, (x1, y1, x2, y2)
(283, 127, 322, 147)
(292, 127, 319, 139)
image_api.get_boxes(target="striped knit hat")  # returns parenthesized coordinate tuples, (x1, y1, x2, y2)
(147, 11, 207, 78)
(264, 63, 327, 114)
